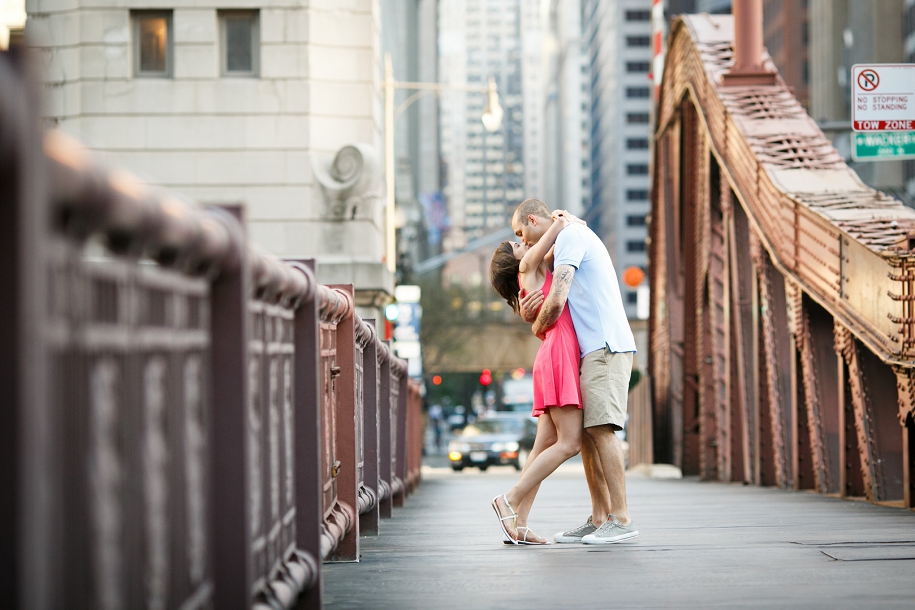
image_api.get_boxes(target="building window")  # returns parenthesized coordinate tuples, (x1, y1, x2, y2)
(625, 10, 651, 22)
(626, 36, 650, 48)
(626, 189, 649, 201)
(626, 138, 649, 150)
(626, 291, 639, 304)
(626, 240, 647, 252)
(627, 214, 647, 226)
(133, 11, 172, 77)
(627, 164, 649, 176)
(626, 61, 650, 73)
(626, 87, 650, 99)
(627, 113, 650, 124)
(220, 11, 259, 76)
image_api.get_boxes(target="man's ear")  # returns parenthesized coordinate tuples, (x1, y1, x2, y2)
(528, 214, 537, 226)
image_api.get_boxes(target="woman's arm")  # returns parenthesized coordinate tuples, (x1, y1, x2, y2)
(518, 216, 569, 275)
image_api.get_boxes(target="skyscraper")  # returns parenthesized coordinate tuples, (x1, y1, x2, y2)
(809, 0, 908, 201)
(543, 0, 590, 219)
(438, 0, 542, 250)
(586, 0, 653, 319)
(762, 0, 809, 107)
(382, 0, 441, 278)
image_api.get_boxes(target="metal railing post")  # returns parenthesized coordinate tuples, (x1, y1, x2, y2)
(0, 51, 55, 610)
(360, 320, 381, 535)
(377, 344, 393, 519)
(407, 382, 423, 494)
(209, 205, 252, 609)
(328, 285, 359, 562)
(394, 367, 409, 507)
(290, 259, 324, 610)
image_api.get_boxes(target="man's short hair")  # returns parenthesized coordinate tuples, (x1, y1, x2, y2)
(515, 198, 551, 226)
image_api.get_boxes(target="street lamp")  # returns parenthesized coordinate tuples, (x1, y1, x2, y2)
(481, 77, 503, 133)
(383, 53, 502, 274)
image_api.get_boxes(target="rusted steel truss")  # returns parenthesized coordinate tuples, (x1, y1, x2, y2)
(649, 15, 915, 510)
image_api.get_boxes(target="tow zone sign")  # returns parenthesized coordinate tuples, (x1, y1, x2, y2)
(852, 64, 915, 131)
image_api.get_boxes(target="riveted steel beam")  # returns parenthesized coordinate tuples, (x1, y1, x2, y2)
(729, 200, 757, 484)
(835, 325, 882, 502)
(753, 238, 793, 488)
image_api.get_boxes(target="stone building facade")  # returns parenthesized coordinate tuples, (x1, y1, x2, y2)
(26, 0, 393, 311)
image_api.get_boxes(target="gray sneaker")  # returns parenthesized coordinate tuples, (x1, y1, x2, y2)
(553, 516, 597, 543)
(581, 515, 639, 544)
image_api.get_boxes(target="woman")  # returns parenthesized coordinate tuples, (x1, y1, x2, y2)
(488, 212, 583, 545)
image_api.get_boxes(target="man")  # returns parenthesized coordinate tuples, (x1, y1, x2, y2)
(512, 198, 638, 544)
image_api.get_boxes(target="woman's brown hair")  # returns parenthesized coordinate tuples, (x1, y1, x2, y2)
(490, 241, 521, 313)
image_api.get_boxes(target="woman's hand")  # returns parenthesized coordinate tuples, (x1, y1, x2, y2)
(552, 209, 586, 226)
(552, 211, 571, 228)
(518, 289, 543, 323)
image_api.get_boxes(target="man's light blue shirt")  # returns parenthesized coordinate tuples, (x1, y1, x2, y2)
(553, 223, 637, 357)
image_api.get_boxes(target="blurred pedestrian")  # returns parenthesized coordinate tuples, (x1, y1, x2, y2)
(429, 403, 444, 452)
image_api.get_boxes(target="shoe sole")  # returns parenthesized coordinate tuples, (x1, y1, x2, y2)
(581, 531, 640, 545)
(553, 534, 590, 543)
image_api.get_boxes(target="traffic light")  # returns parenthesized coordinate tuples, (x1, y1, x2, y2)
(479, 368, 492, 386)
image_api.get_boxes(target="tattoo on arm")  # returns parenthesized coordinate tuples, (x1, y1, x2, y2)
(536, 265, 575, 329)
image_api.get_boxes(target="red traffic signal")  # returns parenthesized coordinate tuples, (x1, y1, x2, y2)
(479, 369, 492, 386)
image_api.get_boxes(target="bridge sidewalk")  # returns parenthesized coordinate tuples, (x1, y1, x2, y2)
(324, 464, 915, 609)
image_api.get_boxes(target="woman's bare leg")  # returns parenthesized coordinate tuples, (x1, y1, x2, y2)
(494, 406, 583, 537)
(513, 415, 557, 537)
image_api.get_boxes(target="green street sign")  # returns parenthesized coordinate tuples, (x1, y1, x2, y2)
(852, 131, 915, 161)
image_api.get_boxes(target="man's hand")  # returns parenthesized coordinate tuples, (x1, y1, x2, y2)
(519, 289, 543, 323)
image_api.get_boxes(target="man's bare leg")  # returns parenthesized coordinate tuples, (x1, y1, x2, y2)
(585, 424, 630, 525)
(581, 431, 612, 525)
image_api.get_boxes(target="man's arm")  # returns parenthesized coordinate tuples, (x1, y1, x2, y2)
(531, 264, 575, 338)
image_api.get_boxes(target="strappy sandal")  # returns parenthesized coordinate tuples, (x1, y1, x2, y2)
(517, 526, 549, 545)
(491, 494, 518, 544)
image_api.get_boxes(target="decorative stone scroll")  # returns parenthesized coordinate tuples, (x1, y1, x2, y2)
(313, 144, 383, 221)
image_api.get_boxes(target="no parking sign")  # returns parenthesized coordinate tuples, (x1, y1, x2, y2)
(852, 64, 915, 131)
(851, 64, 915, 161)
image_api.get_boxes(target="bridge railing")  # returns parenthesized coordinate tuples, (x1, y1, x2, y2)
(648, 15, 915, 510)
(0, 52, 420, 609)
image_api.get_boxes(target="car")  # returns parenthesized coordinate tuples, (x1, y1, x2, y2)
(447, 414, 537, 472)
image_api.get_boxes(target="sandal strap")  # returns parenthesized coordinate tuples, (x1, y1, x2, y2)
(497, 494, 517, 522)
(517, 526, 543, 543)
(500, 494, 517, 517)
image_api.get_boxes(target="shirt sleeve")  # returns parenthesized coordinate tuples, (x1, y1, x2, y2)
(553, 226, 586, 270)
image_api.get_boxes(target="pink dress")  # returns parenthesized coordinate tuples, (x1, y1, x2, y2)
(522, 270, 583, 417)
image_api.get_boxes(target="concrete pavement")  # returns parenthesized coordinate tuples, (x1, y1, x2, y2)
(324, 463, 915, 609)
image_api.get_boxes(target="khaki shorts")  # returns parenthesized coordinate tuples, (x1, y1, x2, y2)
(580, 348, 633, 429)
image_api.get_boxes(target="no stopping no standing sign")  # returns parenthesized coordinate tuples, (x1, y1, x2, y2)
(852, 64, 915, 131)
